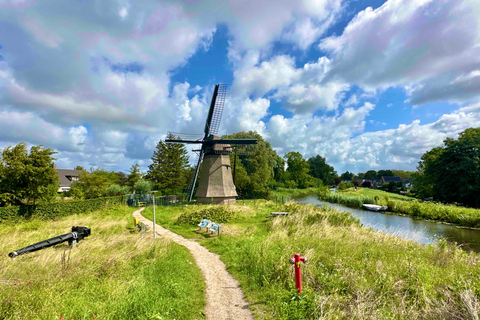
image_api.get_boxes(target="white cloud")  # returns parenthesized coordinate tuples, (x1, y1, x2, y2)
(320, 0, 480, 105)
(265, 102, 480, 173)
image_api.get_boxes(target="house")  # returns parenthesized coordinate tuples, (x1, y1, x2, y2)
(372, 180, 382, 188)
(402, 178, 412, 188)
(56, 168, 83, 192)
(380, 176, 402, 184)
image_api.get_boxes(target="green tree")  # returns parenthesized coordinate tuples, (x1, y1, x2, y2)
(70, 169, 118, 199)
(377, 170, 394, 178)
(391, 170, 415, 179)
(430, 128, 480, 207)
(127, 163, 141, 193)
(0, 143, 58, 206)
(146, 134, 190, 194)
(412, 147, 444, 198)
(284, 152, 313, 188)
(364, 170, 377, 180)
(224, 131, 280, 197)
(340, 171, 354, 181)
(307, 155, 337, 185)
(356, 172, 366, 179)
(74, 165, 86, 171)
(134, 179, 153, 194)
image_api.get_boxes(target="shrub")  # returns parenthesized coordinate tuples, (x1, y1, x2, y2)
(0, 196, 124, 223)
(176, 207, 236, 225)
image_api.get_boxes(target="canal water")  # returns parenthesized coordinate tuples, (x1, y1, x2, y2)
(296, 195, 480, 252)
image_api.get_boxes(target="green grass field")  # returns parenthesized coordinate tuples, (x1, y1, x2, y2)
(338, 187, 413, 201)
(0, 205, 205, 320)
(143, 201, 480, 319)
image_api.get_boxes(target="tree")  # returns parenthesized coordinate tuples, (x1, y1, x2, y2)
(364, 170, 377, 180)
(127, 163, 141, 192)
(146, 134, 190, 194)
(429, 128, 480, 207)
(284, 152, 313, 188)
(70, 169, 119, 199)
(307, 155, 337, 185)
(0, 143, 58, 206)
(116, 171, 128, 186)
(223, 131, 281, 198)
(412, 147, 444, 198)
(134, 179, 153, 194)
(391, 170, 416, 179)
(74, 165, 86, 171)
(377, 170, 394, 178)
(340, 171, 354, 181)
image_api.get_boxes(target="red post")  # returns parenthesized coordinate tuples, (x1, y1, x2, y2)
(290, 253, 307, 293)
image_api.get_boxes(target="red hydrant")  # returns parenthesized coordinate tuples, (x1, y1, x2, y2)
(289, 253, 307, 293)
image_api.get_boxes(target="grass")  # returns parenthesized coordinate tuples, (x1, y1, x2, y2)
(328, 187, 480, 228)
(338, 187, 413, 201)
(0, 205, 205, 320)
(143, 201, 480, 319)
(271, 188, 320, 199)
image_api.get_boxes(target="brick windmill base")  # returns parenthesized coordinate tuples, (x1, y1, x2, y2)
(195, 154, 238, 204)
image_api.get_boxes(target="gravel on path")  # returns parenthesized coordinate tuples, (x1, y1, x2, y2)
(133, 208, 255, 320)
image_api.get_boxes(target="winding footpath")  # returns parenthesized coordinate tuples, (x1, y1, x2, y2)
(133, 208, 254, 320)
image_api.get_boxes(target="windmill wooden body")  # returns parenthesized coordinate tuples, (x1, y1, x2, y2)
(166, 84, 257, 204)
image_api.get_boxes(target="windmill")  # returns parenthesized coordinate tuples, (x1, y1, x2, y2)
(166, 84, 257, 204)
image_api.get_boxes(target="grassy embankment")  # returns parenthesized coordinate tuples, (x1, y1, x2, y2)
(326, 187, 480, 228)
(0, 205, 205, 320)
(142, 202, 480, 319)
(271, 188, 319, 199)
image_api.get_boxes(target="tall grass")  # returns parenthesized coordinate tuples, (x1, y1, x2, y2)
(143, 201, 480, 319)
(0, 205, 205, 320)
(203, 203, 480, 319)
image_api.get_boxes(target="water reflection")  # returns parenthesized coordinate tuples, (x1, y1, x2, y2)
(296, 195, 480, 252)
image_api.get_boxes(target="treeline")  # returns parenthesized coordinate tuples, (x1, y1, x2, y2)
(411, 127, 480, 208)
(144, 131, 340, 199)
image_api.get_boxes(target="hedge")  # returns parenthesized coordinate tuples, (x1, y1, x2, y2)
(0, 196, 125, 223)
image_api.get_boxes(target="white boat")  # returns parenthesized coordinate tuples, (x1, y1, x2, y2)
(362, 204, 388, 211)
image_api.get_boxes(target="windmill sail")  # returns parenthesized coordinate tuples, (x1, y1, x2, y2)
(185, 152, 203, 201)
(165, 83, 257, 204)
(204, 84, 226, 137)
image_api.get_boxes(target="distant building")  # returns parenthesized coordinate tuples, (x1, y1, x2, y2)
(380, 176, 402, 184)
(402, 178, 412, 188)
(55, 165, 84, 192)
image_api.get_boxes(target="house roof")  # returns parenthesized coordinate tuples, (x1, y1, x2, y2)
(381, 176, 402, 182)
(56, 169, 83, 187)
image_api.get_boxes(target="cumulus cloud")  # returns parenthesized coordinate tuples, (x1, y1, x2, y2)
(265, 102, 480, 173)
(232, 55, 349, 113)
(321, 0, 480, 105)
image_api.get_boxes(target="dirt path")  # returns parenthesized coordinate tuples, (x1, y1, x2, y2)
(133, 208, 254, 320)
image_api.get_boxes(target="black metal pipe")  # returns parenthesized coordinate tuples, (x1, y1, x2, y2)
(8, 226, 91, 258)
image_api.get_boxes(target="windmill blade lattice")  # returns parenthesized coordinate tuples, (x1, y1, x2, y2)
(208, 84, 226, 136)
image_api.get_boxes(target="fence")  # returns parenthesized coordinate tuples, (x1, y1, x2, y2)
(125, 194, 293, 207)
(125, 194, 189, 207)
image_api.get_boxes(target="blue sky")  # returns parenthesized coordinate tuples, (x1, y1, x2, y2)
(0, 0, 479, 174)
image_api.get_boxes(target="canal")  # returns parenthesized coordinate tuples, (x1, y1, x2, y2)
(296, 195, 480, 252)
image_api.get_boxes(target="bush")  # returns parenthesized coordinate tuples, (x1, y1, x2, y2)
(176, 207, 236, 226)
(0, 196, 124, 223)
(338, 181, 354, 190)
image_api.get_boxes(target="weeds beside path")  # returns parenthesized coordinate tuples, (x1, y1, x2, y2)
(133, 208, 254, 320)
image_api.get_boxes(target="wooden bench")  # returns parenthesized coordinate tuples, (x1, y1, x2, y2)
(198, 219, 222, 236)
(137, 201, 146, 207)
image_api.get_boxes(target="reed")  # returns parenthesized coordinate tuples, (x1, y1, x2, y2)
(323, 189, 480, 228)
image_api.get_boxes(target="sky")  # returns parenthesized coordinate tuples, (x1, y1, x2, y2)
(0, 0, 479, 174)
